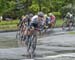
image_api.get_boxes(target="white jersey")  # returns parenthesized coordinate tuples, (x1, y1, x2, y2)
(66, 13, 73, 19)
(31, 15, 38, 24)
(31, 15, 45, 26)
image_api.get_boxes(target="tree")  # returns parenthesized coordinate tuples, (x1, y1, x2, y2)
(0, 0, 16, 15)
(0, 0, 74, 18)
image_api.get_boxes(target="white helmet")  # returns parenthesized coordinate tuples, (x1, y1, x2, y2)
(38, 12, 44, 17)
(67, 12, 70, 15)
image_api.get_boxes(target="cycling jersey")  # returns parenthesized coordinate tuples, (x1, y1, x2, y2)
(30, 15, 44, 29)
(46, 17, 51, 25)
(50, 15, 56, 23)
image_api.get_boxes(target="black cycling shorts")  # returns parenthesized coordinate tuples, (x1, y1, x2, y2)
(31, 23, 38, 28)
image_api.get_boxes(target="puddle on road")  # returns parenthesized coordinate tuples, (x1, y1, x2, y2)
(56, 50, 75, 54)
(35, 57, 75, 60)
(0, 32, 75, 60)
(0, 39, 18, 48)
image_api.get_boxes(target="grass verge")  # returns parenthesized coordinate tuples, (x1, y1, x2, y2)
(0, 40, 18, 48)
(68, 31, 75, 34)
(55, 19, 63, 27)
(0, 19, 64, 31)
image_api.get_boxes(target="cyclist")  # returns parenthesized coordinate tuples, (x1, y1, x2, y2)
(21, 14, 33, 43)
(26, 12, 44, 57)
(17, 15, 25, 28)
(17, 15, 27, 46)
(65, 12, 73, 23)
(28, 13, 34, 25)
(30, 12, 45, 31)
(49, 13, 56, 28)
(44, 14, 51, 29)
(17, 14, 33, 47)
(62, 12, 73, 30)
(23, 13, 33, 39)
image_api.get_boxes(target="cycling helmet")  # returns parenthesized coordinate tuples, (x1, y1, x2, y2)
(25, 14, 29, 18)
(38, 12, 44, 17)
(29, 13, 33, 17)
(67, 12, 70, 15)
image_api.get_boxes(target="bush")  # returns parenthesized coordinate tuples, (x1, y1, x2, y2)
(29, 4, 39, 14)
(0, 20, 19, 25)
(52, 12, 62, 19)
(60, 7, 73, 17)
(42, 7, 50, 13)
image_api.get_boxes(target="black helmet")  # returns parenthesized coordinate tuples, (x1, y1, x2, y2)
(38, 12, 44, 17)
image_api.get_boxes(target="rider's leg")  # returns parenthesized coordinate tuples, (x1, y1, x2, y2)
(68, 21, 73, 30)
(21, 27, 26, 47)
(27, 35, 32, 52)
(32, 35, 37, 53)
(31, 31, 37, 57)
(51, 22, 54, 29)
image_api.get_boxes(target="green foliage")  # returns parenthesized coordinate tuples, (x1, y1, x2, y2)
(52, 12, 62, 18)
(42, 7, 50, 13)
(0, 20, 19, 25)
(29, 4, 39, 14)
(55, 19, 63, 27)
(0, 0, 16, 15)
(0, 19, 64, 31)
(0, 0, 74, 18)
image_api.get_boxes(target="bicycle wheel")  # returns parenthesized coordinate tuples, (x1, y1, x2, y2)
(16, 30, 21, 40)
(31, 34, 37, 58)
(62, 22, 67, 30)
(26, 35, 32, 55)
(68, 21, 74, 31)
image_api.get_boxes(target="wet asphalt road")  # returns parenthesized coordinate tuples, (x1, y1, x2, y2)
(0, 28, 75, 60)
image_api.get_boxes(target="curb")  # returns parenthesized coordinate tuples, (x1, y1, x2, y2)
(0, 27, 61, 33)
(0, 30, 18, 33)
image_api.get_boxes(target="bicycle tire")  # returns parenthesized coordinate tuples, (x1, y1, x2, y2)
(31, 35, 37, 58)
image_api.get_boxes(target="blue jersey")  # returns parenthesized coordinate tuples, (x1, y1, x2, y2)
(46, 17, 51, 24)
